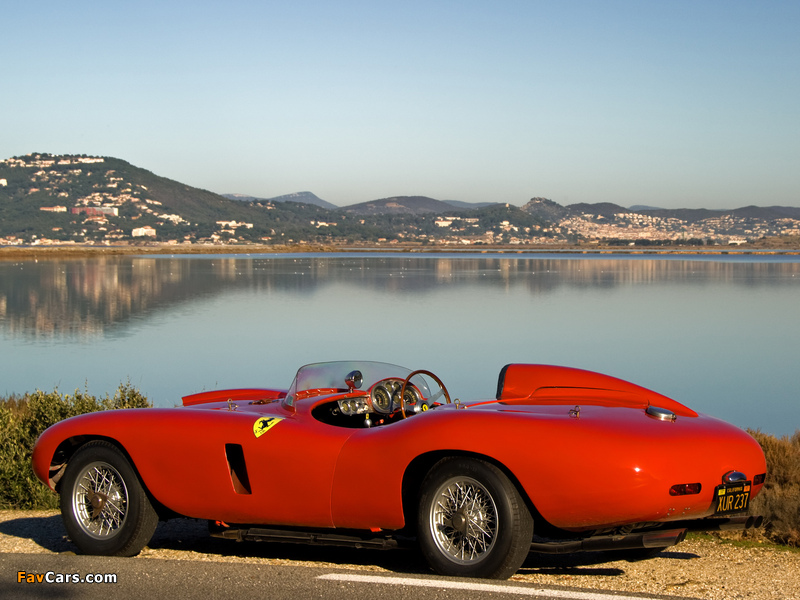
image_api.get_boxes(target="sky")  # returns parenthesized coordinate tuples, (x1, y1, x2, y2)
(3, 1, 798, 209)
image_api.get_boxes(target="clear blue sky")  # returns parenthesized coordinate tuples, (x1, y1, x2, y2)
(3, 0, 798, 209)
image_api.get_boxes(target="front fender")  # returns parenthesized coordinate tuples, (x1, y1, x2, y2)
(31, 410, 154, 490)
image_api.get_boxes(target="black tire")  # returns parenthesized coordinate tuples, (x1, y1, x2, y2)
(417, 457, 533, 579)
(59, 441, 158, 556)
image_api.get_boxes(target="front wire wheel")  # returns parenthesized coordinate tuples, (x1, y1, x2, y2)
(71, 460, 129, 540)
(418, 458, 533, 579)
(60, 441, 158, 556)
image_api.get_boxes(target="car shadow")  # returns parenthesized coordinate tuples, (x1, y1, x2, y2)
(0, 514, 74, 553)
(517, 547, 702, 578)
(144, 518, 432, 573)
(1, 515, 701, 579)
(0, 515, 431, 573)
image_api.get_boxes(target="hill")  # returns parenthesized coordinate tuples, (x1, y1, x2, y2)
(520, 197, 800, 244)
(2, 153, 799, 247)
(639, 205, 800, 223)
(224, 193, 496, 212)
(0, 153, 552, 246)
(442, 200, 499, 210)
(521, 198, 800, 225)
(341, 196, 455, 215)
(520, 198, 570, 222)
(340, 196, 497, 215)
(0, 153, 332, 244)
(224, 191, 338, 210)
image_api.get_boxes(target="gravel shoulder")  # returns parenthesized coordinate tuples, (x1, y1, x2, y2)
(2, 509, 798, 599)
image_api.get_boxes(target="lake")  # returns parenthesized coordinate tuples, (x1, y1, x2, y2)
(1, 252, 798, 436)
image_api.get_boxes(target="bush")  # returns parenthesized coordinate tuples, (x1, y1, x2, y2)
(746, 429, 800, 546)
(0, 383, 150, 509)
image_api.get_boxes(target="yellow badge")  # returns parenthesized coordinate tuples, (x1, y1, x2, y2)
(253, 417, 283, 438)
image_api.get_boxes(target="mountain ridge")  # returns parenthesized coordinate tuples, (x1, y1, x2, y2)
(341, 196, 455, 215)
(224, 191, 338, 210)
(2, 153, 799, 246)
(224, 192, 498, 213)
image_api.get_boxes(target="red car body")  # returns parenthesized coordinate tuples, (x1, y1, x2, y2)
(32, 362, 766, 579)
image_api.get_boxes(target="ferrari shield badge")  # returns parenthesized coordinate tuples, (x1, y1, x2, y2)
(253, 417, 283, 438)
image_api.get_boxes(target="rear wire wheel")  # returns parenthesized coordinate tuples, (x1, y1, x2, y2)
(418, 458, 533, 579)
(60, 440, 158, 556)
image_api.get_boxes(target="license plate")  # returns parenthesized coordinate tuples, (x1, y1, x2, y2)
(714, 481, 751, 514)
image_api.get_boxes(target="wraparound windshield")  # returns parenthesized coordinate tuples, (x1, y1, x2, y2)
(284, 361, 431, 407)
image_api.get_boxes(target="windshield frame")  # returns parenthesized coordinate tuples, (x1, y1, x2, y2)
(283, 361, 424, 408)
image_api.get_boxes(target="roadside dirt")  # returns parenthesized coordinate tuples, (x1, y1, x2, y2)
(1, 510, 797, 599)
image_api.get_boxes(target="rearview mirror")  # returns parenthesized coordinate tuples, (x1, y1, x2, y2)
(345, 370, 363, 390)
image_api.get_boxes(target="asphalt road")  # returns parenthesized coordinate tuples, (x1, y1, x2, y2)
(2, 553, 697, 600)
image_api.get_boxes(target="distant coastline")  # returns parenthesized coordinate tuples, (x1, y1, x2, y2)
(3, 154, 800, 249)
(2, 241, 800, 260)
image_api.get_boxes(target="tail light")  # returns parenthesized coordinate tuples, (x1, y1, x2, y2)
(669, 483, 702, 496)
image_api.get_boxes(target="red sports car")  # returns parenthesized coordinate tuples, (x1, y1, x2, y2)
(32, 361, 766, 579)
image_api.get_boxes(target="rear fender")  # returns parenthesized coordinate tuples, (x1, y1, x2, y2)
(496, 364, 697, 417)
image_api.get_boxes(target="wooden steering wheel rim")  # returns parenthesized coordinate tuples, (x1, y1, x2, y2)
(400, 369, 451, 419)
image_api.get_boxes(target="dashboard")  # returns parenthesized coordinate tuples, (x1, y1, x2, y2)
(337, 378, 424, 417)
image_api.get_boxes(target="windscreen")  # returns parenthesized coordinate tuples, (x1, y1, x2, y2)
(284, 361, 427, 407)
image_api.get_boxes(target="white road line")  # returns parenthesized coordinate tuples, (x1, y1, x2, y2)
(317, 573, 659, 600)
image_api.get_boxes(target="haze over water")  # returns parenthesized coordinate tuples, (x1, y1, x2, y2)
(1, 253, 798, 436)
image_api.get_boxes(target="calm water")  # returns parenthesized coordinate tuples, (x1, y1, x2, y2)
(1, 252, 798, 436)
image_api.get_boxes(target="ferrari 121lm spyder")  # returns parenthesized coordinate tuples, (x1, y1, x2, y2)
(32, 361, 766, 579)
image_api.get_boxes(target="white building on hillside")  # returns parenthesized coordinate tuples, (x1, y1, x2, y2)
(132, 226, 157, 237)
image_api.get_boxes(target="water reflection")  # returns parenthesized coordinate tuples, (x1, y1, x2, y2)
(1, 253, 798, 436)
(2, 254, 799, 338)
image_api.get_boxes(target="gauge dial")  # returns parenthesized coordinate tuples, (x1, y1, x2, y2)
(372, 385, 391, 413)
(403, 387, 421, 407)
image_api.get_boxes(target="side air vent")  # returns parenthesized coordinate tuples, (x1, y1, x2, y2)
(225, 444, 252, 495)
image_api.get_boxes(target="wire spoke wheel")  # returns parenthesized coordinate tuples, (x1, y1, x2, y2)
(430, 477, 498, 563)
(71, 461, 129, 540)
(418, 458, 533, 579)
(60, 441, 158, 556)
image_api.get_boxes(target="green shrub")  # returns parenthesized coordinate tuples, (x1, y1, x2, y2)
(0, 383, 150, 509)
(746, 429, 800, 546)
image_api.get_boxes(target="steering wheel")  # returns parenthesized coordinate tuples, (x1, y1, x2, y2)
(400, 370, 451, 419)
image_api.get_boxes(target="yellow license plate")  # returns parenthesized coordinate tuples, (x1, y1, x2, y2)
(714, 482, 751, 514)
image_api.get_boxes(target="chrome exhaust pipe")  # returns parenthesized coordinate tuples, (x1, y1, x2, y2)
(674, 515, 764, 532)
(528, 515, 765, 555)
(529, 528, 687, 554)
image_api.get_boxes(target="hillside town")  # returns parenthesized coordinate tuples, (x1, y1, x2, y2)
(554, 210, 800, 246)
(1, 153, 799, 248)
